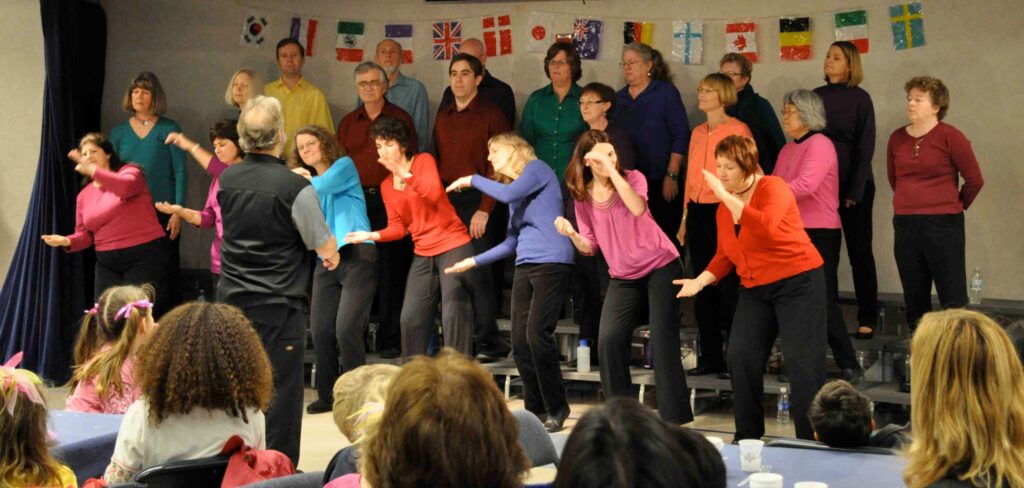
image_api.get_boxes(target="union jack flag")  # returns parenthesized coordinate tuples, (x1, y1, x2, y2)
(433, 20, 462, 61)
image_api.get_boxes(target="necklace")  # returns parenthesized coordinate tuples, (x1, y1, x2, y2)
(733, 177, 756, 196)
(135, 114, 154, 127)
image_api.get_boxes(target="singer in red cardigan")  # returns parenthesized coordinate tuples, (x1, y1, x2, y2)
(675, 135, 826, 442)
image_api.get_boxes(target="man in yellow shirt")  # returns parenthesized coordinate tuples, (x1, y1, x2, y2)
(264, 37, 334, 163)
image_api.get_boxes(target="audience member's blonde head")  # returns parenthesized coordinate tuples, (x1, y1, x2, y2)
(904, 309, 1024, 488)
(361, 349, 529, 488)
(332, 364, 400, 441)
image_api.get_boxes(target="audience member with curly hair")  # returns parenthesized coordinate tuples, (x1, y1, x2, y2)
(103, 301, 273, 484)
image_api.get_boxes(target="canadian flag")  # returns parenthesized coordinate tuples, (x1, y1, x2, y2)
(725, 22, 758, 62)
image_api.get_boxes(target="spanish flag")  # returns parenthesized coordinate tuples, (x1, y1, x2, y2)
(779, 17, 811, 61)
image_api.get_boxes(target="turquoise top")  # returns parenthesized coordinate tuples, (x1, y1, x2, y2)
(311, 156, 372, 249)
(110, 117, 187, 204)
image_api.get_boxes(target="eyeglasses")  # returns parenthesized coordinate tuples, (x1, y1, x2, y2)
(696, 88, 717, 95)
(619, 60, 642, 68)
(579, 99, 605, 107)
(547, 59, 569, 67)
(296, 141, 319, 152)
(357, 80, 384, 89)
(781, 109, 799, 116)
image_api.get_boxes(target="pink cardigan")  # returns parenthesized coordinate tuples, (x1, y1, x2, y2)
(773, 133, 841, 229)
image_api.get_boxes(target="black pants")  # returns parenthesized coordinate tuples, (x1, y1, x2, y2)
(310, 243, 379, 402)
(94, 238, 172, 318)
(511, 263, 572, 419)
(364, 188, 413, 350)
(400, 243, 476, 359)
(238, 303, 306, 465)
(807, 228, 858, 370)
(893, 213, 967, 329)
(155, 212, 182, 312)
(839, 180, 879, 326)
(448, 189, 504, 350)
(647, 178, 685, 259)
(599, 260, 693, 424)
(729, 268, 827, 441)
(686, 201, 738, 371)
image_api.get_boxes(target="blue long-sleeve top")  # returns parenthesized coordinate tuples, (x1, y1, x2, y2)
(470, 161, 574, 267)
(311, 156, 372, 249)
(613, 80, 690, 180)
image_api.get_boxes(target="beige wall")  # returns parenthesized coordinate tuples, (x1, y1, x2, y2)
(0, 0, 44, 283)
(32, 0, 1014, 300)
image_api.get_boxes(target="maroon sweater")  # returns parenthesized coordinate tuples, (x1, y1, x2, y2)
(67, 164, 166, 252)
(886, 122, 984, 215)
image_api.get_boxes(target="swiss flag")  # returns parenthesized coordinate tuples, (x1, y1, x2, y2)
(725, 22, 758, 62)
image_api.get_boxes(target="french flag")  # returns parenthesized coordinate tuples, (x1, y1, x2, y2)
(290, 17, 318, 57)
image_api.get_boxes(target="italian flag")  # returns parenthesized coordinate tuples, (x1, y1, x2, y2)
(835, 10, 869, 53)
(337, 21, 365, 62)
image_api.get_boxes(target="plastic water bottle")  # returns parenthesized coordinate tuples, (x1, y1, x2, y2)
(642, 330, 653, 369)
(969, 267, 983, 305)
(777, 387, 790, 426)
(577, 339, 591, 373)
(856, 350, 867, 370)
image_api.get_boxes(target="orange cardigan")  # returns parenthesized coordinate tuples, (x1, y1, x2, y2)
(706, 176, 823, 288)
(683, 117, 753, 206)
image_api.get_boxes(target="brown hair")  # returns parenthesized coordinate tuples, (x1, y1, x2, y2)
(136, 302, 272, 425)
(361, 349, 529, 488)
(565, 130, 626, 202)
(826, 41, 864, 87)
(68, 285, 153, 398)
(624, 42, 672, 82)
(0, 373, 66, 486)
(698, 72, 738, 108)
(714, 135, 760, 178)
(807, 380, 873, 448)
(121, 71, 168, 115)
(488, 132, 537, 183)
(292, 125, 347, 171)
(544, 41, 583, 83)
(905, 76, 950, 120)
(904, 309, 1024, 488)
(719, 52, 753, 78)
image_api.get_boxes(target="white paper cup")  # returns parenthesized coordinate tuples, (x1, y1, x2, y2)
(705, 436, 725, 452)
(738, 439, 765, 472)
(748, 472, 783, 488)
(794, 483, 828, 488)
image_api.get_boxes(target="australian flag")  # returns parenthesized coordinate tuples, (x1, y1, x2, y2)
(572, 18, 603, 60)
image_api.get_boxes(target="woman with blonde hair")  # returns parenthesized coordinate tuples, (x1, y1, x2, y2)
(445, 132, 575, 432)
(225, 68, 262, 109)
(322, 364, 401, 485)
(904, 309, 1024, 488)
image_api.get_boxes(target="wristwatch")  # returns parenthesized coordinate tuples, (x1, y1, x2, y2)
(667, 172, 679, 181)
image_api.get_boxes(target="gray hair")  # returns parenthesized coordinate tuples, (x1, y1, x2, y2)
(782, 89, 827, 132)
(353, 61, 389, 86)
(237, 95, 284, 153)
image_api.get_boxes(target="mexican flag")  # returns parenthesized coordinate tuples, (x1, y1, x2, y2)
(835, 10, 869, 54)
(337, 21, 365, 62)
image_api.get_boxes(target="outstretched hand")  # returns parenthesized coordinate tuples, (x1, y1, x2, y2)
(554, 216, 577, 238)
(444, 257, 477, 274)
(344, 231, 375, 244)
(41, 234, 70, 248)
(445, 175, 473, 193)
(673, 278, 704, 298)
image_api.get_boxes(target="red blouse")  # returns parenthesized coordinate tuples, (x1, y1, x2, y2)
(67, 164, 166, 252)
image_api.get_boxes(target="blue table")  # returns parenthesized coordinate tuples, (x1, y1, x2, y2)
(50, 410, 124, 485)
(721, 445, 905, 487)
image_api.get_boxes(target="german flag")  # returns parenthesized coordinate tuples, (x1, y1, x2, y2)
(779, 17, 811, 61)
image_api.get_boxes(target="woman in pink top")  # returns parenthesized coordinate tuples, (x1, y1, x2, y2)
(41, 133, 171, 316)
(775, 89, 860, 383)
(157, 121, 244, 295)
(556, 130, 691, 424)
(677, 73, 752, 378)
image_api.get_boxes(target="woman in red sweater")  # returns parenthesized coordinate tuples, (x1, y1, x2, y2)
(41, 133, 171, 316)
(344, 116, 475, 359)
(887, 76, 983, 330)
(676, 135, 826, 441)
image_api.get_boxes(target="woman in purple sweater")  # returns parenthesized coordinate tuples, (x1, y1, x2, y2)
(774, 89, 860, 383)
(554, 130, 691, 425)
(445, 133, 575, 432)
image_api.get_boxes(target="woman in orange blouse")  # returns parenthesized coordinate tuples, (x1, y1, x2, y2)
(676, 135, 826, 441)
(677, 73, 753, 378)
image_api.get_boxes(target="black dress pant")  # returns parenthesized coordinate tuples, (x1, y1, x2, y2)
(448, 189, 504, 350)
(686, 201, 738, 371)
(729, 268, 827, 441)
(94, 238, 172, 318)
(364, 188, 413, 350)
(893, 213, 968, 329)
(155, 212, 182, 312)
(511, 263, 572, 419)
(807, 228, 858, 370)
(237, 303, 306, 465)
(599, 260, 693, 424)
(400, 243, 476, 359)
(839, 180, 879, 326)
(647, 178, 685, 260)
(310, 243, 378, 403)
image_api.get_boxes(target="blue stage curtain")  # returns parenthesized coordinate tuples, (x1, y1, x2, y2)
(0, 0, 106, 382)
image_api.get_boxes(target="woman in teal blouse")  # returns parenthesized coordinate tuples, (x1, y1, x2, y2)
(519, 42, 588, 182)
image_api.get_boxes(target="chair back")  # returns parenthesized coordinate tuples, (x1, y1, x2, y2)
(766, 438, 898, 455)
(130, 454, 231, 488)
(512, 409, 560, 467)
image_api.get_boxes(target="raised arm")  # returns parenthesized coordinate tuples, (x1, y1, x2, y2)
(470, 163, 546, 204)
(92, 165, 149, 199)
(312, 157, 363, 197)
(165, 132, 213, 170)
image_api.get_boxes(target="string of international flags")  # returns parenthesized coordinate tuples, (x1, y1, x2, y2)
(240, 2, 926, 64)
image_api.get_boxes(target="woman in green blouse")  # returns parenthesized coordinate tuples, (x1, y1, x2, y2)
(519, 42, 588, 182)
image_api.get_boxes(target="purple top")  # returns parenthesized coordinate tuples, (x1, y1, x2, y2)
(198, 157, 228, 274)
(574, 170, 679, 280)
(774, 132, 841, 229)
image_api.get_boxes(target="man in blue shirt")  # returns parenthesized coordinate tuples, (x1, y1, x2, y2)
(373, 39, 429, 152)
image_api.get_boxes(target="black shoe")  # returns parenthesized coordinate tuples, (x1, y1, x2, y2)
(543, 410, 569, 433)
(379, 347, 401, 359)
(842, 367, 864, 384)
(687, 364, 725, 376)
(476, 344, 511, 362)
(855, 326, 875, 340)
(305, 399, 332, 414)
(717, 371, 732, 380)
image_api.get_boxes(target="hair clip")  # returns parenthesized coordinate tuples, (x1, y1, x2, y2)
(84, 302, 99, 315)
(114, 299, 154, 321)
(1, 352, 46, 416)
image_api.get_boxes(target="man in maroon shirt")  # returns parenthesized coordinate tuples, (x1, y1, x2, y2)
(434, 53, 511, 360)
(337, 61, 418, 359)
